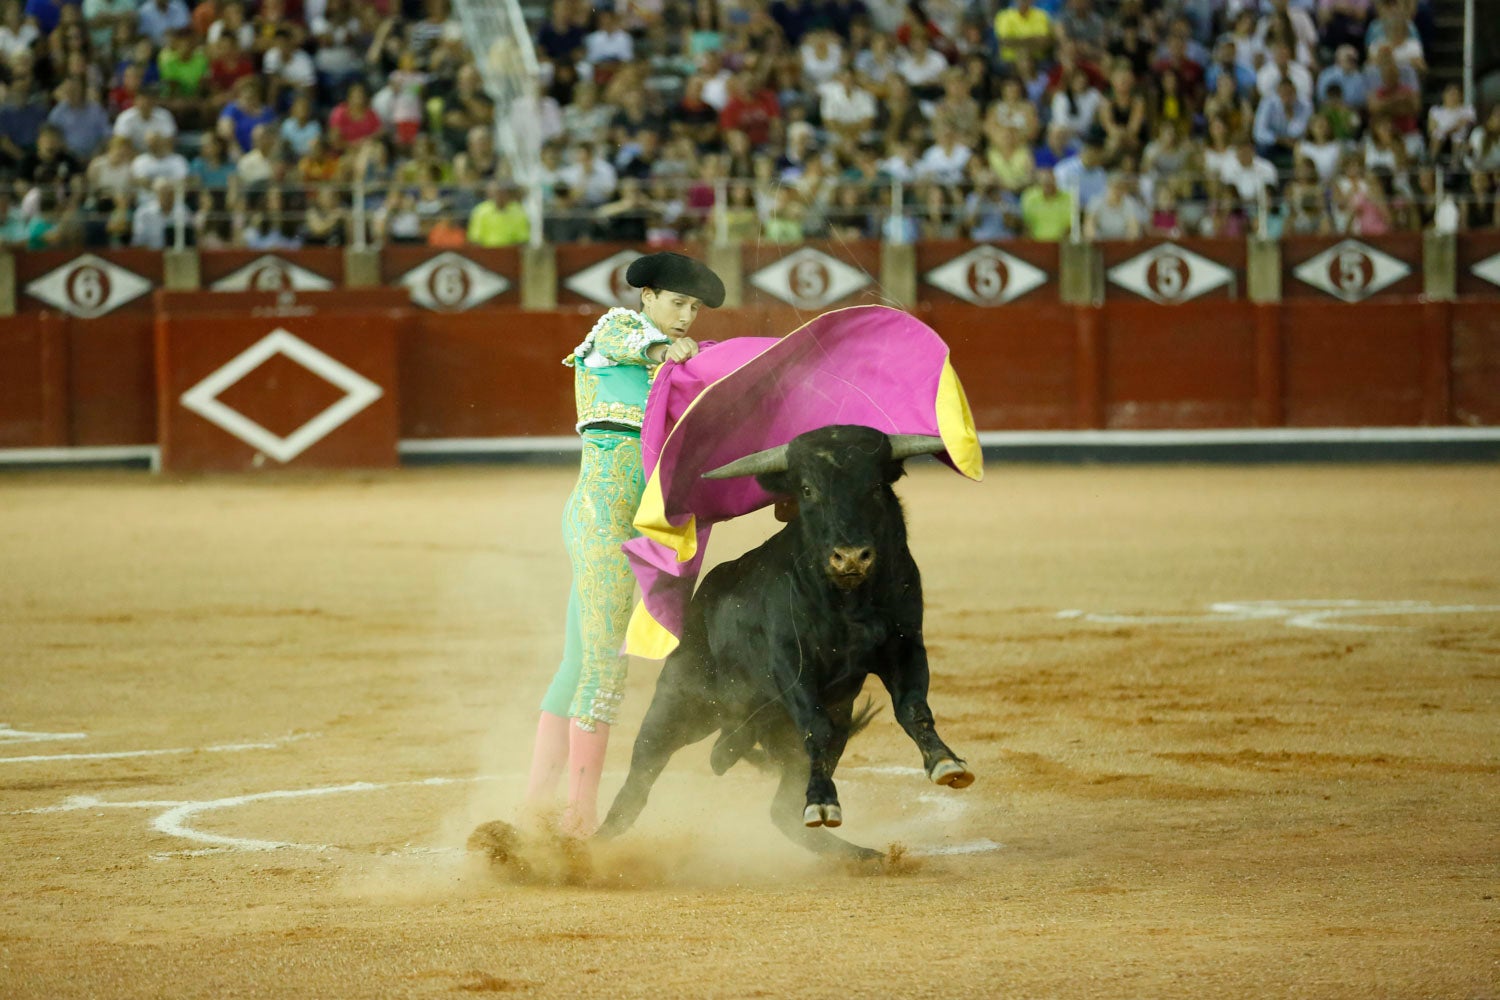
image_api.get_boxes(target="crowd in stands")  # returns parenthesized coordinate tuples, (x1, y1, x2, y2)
(0, 0, 1496, 251)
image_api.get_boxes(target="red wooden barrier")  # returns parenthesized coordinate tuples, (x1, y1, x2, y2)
(1451, 301, 1500, 426)
(1456, 231, 1500, 299)
(1280, 300, 1427, 425)
(155, 290, 404, 472)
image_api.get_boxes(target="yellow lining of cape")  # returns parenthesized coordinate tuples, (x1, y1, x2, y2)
(626, 597, 679, 658)
(936, 359, 984, 481)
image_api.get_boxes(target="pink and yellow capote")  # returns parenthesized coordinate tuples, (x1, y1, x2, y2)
(623, 304, 985, 659)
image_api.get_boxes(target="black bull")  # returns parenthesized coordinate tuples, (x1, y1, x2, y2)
(597, 425, 973, 860)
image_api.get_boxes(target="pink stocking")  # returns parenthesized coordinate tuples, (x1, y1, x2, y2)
(562, 720, 610, 838)
(523, 711, 571, 807)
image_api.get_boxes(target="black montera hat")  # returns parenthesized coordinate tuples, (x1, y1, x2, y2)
(625, 252, 725, 308)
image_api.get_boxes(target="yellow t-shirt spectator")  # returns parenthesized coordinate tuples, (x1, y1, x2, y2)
(467, 197, 530, 247)
(994, 3, 1051, 64)
(1020, 184, 1073, 241)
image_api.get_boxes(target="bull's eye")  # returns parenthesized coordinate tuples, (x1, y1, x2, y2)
(800, 485, 814, 500)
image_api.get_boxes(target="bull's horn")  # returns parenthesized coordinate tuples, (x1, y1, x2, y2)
(703, 443, 791, 479)
(888, 434, 948, 460)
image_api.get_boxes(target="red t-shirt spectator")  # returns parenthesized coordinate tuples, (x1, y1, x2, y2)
(719, 88, 781, 148)
(209, 51, 255, 94)
(1152, 55, 1205, 101)
(330, 102, 382, 147)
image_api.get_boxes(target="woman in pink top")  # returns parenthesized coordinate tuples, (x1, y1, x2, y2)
(328, 81, 382, 151)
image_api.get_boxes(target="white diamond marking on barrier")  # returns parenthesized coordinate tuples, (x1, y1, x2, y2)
(25, 253, 152, 318)
(563, 249, 644, 307)
(925, 246, 1047, 305)
(750, 247, 871, 309)
(399, 251, 511, 311)
(1293, 239, 1410, 303)
(178, 328, 384, 464)
(210, 255, 334, 292)
(1471, 251, 1500, 289)
(1107, 242, 1233, 304)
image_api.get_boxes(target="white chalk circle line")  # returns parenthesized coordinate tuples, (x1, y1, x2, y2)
(1056, 599, 1500, 632)
(0, 733, 311, 764)
(0, 724, 88, 745)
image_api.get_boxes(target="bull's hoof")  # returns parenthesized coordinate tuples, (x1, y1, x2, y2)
(803, 803, 843, 828)
(929, 758, 975, 789)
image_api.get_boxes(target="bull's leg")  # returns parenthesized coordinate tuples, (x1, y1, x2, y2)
(594, 680, 717, 840)
(768, 754, 881, 861)
(782, 692, 850, 827)
(879, 640, 974, 789)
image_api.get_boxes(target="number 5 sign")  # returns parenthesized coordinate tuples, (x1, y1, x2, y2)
(924, 246, 1048, 305)
(1293, 239, 1411, 302)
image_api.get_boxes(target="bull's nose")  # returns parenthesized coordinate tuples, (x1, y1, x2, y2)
(829, 546, 875, 578)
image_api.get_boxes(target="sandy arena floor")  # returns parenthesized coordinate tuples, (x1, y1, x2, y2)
(1, 462, 1497, 999)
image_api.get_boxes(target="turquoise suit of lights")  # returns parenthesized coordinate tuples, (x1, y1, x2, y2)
(542, 308, 670, 732)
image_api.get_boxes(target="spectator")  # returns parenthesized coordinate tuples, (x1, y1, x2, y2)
(824, 180, 874, 239)
(536, 1, 587, 63)
(25, 189, 77, 249)
(930, 69, 980, 139)
(994, 0, 1051, 66)
(1205, 39, 1256, 101)
(1054, 135, 1107, 207)
(296, 134, 341, 183)
(1256, 41, 1313, 104)
(393, 133, 447, 185)
(1020, 167, 1073, 240)
(1152, 68, 1195, 137)
(471, 177, 537, 245)
(1317, 45, 1368, 109)
(1318, 0, 1372, 54)
(852, 31, 898, 99)
(594, 175, 652, 241)
(985, 122, 1034, 192)
(130, 176, 188, 247)
(131, 129, 189, 191)
(1084, 172, 1143, 240)
(1468, 106, 1500, 172)
(302, 184, 351, 245)
(1255, 0, 1318, 67)
(876, 137, 918, 182)
(109, 82, 175, 148)
(583, 9, 633, 70)
(1218, 139, 1278, 207)
(1034, 121, 1079, 170)
(451, 125, 499, 185)
(1055, 0, 1106, 62)
(87, 134, 136, 208)
(0, 0, 39, 60)
(769, 0, 816, 47)
(963, 165, 1020, 240)
(876, 75, 923, 148)
(19, 122, 83, 187)
(1370, 19, 1424, 76)
(988, 77, 1041, 146)
(136, 0, 189, 47)
(24, 0, 67, 36)
(763, 185, 806, 243)
(216, 77, 273, 153)
(799, 28, 843, 87)
(1462, 169, 1496, 230)
(557, 142, 618, 207)
(279, 92, 321, 158)
(1224, 10, 1265, 75)
(157, 29, 210, 126)
(207, 35, 256, 108)
(47, 77, 112, 161)
(818, 63, 876, 145)
(1319, 83, 1363, 141)
(1049, 68, 1103, 143)
(262, 26, 317, 107)
(438, 65, 491, 151)
(1365, 52, 1420, 150)
(379, 49, 428, 148)
(206, 0, 253, 51)
(1363, 115, 1409, 174)
(1148, 185, 1183, 238)
(1427, 83, 1475, 166)
(560, 79, 614, 146)
(1281, 157, 1332, 234)
(1344, 162, 1393, 234)
(719, 71, 780, 149)
(1107, 17, 1151, 79)
(1253, 77, 1312, 167)
(1097, 64, 1147, 159)
(1296, 113, 1347, 180)
(915, 125, 971, 184)
(189, 131, 235, 195)
(894, 27, 947, 104)
(235, 122, 282, 189)
(0, 74, 50, 170)
(308, 0, 365, 104)
(915, 183, 960, 239)
(328, 80, 381, 151)
(1203, 69, 1255, 138)
(1142, 123, 1194, 186)
(237, 187, 300, 250)
(1152, 33, 1205, 104)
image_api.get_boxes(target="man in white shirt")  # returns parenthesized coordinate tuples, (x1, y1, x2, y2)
(131, 178, 189, 249)
(557, 142, 619, 207)
(799, 30, 843, 87)
(1255, 41, 1314, 103)
(129, 131, 189, 196)
(896, 30, 948, 102)
(696, 51, 733, 111)
(235, 124, 281, 189)
(583, 10, 633, 67)
(112, 86, 177, 151)
(916, 127, 973, 184)
(262, 28, 317, 96)
(818, 65, 876, 145)
(1218, 140, 1279, 204)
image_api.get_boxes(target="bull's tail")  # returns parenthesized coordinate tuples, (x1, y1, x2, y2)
(709, 697, 883, 776)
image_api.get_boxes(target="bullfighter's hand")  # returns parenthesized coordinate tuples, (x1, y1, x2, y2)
(665, 338, 699, 363)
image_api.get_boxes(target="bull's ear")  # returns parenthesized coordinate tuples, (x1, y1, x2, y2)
(756, 471, 792, 496)
(883, 461, 908, 485)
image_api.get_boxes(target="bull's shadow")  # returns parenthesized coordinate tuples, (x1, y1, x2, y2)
(597, 425, 973, 861)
